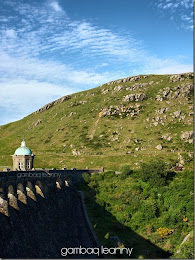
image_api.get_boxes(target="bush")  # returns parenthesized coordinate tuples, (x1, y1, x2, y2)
(157, 227, 173, 238)
(140, 200, 158, 220)
(82, 172, 90, 183)
(103, 171, 115, 178)
(140, 159, 167, 187)
(120, 164, 133, 176)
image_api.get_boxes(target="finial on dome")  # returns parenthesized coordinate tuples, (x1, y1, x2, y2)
(21, 140, 26, 147)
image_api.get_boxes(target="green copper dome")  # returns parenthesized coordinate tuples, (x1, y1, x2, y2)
(14, 140, 33, 155)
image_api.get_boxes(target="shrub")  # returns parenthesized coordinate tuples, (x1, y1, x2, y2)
(103, 171, 115, 178)
(157, 227, 173, 238)
(120, 164, 133, 176)
(82, 172, 90, 183)
(140, 159, 167, 187)
(140, 200, 158, 220)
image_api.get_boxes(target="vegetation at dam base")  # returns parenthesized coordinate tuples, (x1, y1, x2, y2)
(79, 159, 194, 259)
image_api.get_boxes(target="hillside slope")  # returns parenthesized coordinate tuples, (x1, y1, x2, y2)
(0, 73, 193, 170)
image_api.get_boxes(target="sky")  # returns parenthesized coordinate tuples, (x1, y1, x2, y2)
(0, 0, 193, 125)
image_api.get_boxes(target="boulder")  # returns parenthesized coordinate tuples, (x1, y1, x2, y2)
(156, 144, 163, 150)
(181, 131, 194, 140)
(155, 108, 167, 114)
(169, 74, 185, 82)
(34, 119, 42, 126)
(102, 88, 109, 94)
(72, 149, 81, 156)
(113, 85, 124, 92)
(173, 110, 181, 118)
(123, 93, 146, 102)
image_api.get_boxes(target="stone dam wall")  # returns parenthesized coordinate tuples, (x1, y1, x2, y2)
(0, 169, 101, 258)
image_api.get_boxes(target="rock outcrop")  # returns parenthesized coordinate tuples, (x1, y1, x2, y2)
(126, 82, 148, 91)
(169, 73, 193, 82)
(123, 93, 146, 102)
(181, 131, 194, 140)
(34, 95, 71, 114)
(101, 105, 141, 118)
(156, 83, 193, 101)
(107, 75, 146, 85)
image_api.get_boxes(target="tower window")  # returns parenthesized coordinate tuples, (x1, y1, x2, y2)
(18, 162, 23, 169)
(27, 161, 31, 168)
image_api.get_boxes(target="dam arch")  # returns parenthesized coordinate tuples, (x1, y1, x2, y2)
(35, 180, 45, 198)
(8, 184, 18, 210)
(26, 181, 36, 201)
(17, 183, 27, 205)
(0, 186, 9, 216)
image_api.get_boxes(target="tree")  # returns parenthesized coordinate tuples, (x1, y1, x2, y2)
(140, 159, 167, 187)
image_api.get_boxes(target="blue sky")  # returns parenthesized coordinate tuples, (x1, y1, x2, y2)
(0, 0, 193, 125)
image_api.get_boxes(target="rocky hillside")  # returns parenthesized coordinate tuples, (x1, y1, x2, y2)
(0, 73, 193, 170)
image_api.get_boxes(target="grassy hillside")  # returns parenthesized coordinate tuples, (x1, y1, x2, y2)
(0, 73, 193, 170)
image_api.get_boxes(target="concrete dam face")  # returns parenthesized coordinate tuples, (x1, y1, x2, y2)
(0, 170, 99, 258)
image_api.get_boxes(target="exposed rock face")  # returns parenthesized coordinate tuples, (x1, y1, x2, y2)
(107, 75, 144, 85)
(156, 83, 193, 101)
(70, 100, 87, 107)
(102, 88, 109, 94)
(173, 111, 182, 118)
(123, 93, 146, 102)
(169, 73, 193, 82)
(169, 74, 185, 82)
(126, 82, 148, 91)
(155, 108, 168, 114)
(162, 133, 172, 141)
(101, 105, 141, 118)
(113, 85, 124, 92)
(34, 95, 71, 114)
(181, 131, 194, 140)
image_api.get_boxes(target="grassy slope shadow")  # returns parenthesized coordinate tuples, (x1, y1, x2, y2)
(80, 183, 172, 259)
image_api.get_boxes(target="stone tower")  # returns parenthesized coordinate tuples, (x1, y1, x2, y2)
(12, 140, 35, 170)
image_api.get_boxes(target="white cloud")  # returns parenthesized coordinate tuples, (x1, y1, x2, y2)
(155, 0, 193, 30)
(49, 1, 63, 12)
(163, 3, 173, 9)
(0, 51, 117, 86)
(5, 29, 17, 38)
(0, 79, 72, 125)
